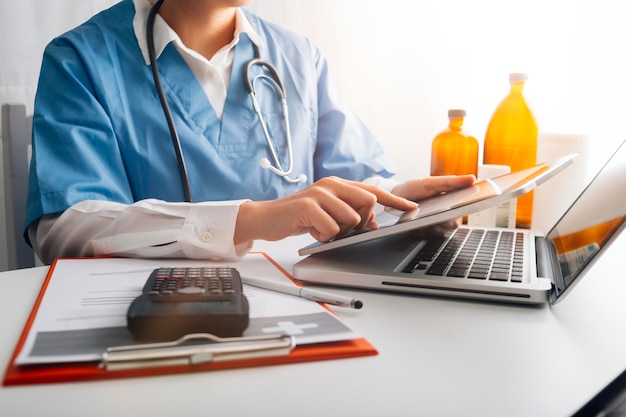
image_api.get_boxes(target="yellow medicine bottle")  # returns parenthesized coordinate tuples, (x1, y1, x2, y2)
(483, 73, 538, 229)
(430, 109, 478, 177)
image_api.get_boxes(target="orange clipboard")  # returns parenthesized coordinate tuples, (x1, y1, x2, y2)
(3, 253, 377, 386)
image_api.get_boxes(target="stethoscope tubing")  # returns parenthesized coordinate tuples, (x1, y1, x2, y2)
(249, 73, 296, 178)
(147, 0, 193, 202)
(147, 0, 305, 202)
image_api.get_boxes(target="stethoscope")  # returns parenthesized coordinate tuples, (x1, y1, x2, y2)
(147, 0, 306, 203)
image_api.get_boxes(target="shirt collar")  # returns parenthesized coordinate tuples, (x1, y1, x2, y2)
(132, 0, 263, 65)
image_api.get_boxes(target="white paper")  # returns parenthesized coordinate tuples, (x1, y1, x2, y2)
(16, 254, 359, 365)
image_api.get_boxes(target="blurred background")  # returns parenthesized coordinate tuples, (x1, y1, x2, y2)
(2, 0, 625, 270)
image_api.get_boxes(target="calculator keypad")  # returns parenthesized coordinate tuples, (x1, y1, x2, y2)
(146, 267, 238, 302)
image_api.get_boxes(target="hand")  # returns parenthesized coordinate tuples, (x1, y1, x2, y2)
(391, 174, 476, 202)
(392, 174, 476, 237)
(234, 176, 418, 244)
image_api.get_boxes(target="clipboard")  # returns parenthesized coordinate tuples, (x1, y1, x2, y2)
(2, 253, 377, 386)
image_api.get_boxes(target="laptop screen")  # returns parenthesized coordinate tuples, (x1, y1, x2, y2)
(547, 140, 626, 303)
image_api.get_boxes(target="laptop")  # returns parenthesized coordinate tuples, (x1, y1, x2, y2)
(293, 141, 626, 304)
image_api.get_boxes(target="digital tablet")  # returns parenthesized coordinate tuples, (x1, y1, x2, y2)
(299, 154, 578, 256)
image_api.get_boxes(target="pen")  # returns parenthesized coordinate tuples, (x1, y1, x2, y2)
(242, 276, 363, 309)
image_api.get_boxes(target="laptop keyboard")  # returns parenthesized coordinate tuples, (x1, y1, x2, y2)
(401, 228, 525, 283)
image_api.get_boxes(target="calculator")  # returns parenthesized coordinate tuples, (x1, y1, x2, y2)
(127, 267, 250, 341)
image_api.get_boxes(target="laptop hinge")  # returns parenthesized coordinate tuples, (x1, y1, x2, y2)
(535, 236, 565, 302)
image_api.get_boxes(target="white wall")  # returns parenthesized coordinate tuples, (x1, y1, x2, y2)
(0, 0, 119, 270)
(248, 0, 626, 180)
(2, 0, 625, 270)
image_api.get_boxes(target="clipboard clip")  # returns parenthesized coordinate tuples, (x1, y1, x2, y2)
(101, 333, 296, 371)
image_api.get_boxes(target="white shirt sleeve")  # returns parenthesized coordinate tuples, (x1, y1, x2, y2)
(31, 199, 252, 264)
(31, 176, 400, 264)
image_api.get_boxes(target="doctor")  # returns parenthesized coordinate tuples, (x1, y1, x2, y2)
(26, 0, 474, 263)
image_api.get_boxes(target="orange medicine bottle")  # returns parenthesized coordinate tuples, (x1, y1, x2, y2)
(430, 109, 478, 177)
(483, 73, 538, 229)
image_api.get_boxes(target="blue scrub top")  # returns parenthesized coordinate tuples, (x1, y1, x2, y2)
(25, 0, 396, 231)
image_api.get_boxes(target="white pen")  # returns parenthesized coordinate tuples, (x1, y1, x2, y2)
(242, 276, 363, 309)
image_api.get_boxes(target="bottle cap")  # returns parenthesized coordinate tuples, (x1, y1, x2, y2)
(509, 73, 528, 82)
(447, 109, 466, 118)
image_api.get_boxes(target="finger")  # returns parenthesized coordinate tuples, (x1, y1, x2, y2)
(394, 175, 475, 200)
(294, 195, 361, 242)
(296, 202, 342, 242)
(307, 208, 360, 242)
(317, 195, 368, 236)
(419, 175, 476, 197)
(336, 178, 418, 211)
(309, 181, 383, 238)
(314, 178, 380, 229)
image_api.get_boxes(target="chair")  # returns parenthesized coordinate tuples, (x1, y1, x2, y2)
(2, 103, 36, 269)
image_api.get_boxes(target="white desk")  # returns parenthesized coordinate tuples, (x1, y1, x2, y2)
(1, 234, 625, 417)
